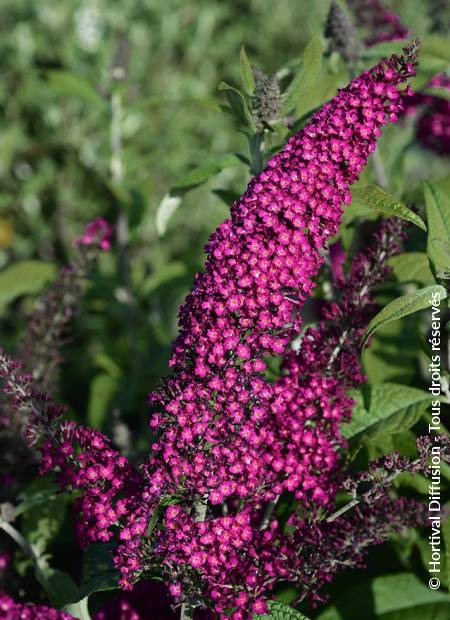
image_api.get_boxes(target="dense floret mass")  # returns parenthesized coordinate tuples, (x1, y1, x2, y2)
(1, 48, 420, 620)
(0, 594, 75, 620)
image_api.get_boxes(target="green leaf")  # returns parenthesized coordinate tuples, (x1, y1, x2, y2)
(362, 285, 447, 346)
(388, 252, 435, 285)
(421, 35, 450, 64)
(443, 515, 450, 590)
(36, 567, 80, 609)
(360, 40, 408, 60)
(87, 373, 117, 429)
(218, 82, 255, 130)
(70, 543, 120, 602)
(22, 491, 67, 553)
(141, 261, 187, 297)
(351, 185, 427, 231)
(316, 573, 450, 619)
(155, 193, 182, 236)
(412, 36, 450, 89)
(63, 598, 91, 620)
(282, 34, 323, 115)
(14, 488, 59, 518)
(0, 260, 56, 309)
(424, 182, 450, 278)
(341, 383, 433, 443)
(173, 153, 241, 192)
(258, 600, 311, 619)
(46, 71, 105, 107)
(295, 71, 347, 120)
(240, 46, 255, 94)
(424, 86, 450, 102)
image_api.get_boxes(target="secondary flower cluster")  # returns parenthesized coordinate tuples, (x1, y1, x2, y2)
(0, 593, 75, 620)
(1, 218, 114, 494)
(404, 73, 450, 154)
(348, 0, 410, 45)
(349, 0, 450, 155)
(39, 421, 144, 549)
(125, 48, 417, 616)
(74, 216, 114, 251)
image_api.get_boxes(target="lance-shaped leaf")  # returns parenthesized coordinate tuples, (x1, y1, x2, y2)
(341, 383, 433, 444)
(316, 573, 450, 619)
(63, 598, 91, 620)
(424, 181, 450, 279)
(282, 34, 323, 115)
(0, 260, 56, 309)
(69, 543, 120, 602)
(351, 185, 427, 231)
(362, 284, 447, 346)
(155, 194, 182, 237)
(240, 46, 255, 94)
(219, 82, 255, 130)
(155, 153, 243, 236)
(46, 71, 105, 108)
(258, 600, 311, 619)
(172, 153, 242, 192)
(388, 252, 435, 285)
(36, 567, 80, 610)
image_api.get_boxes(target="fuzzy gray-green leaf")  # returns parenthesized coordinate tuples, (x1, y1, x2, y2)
(362, 285, 446, 346)
(282, 34, 323, 115)
(341, 383, 433, 444)
(351, 185, 426, 231)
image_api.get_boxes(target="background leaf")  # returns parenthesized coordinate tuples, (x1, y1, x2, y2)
(63, 597, 91, 620)
(351, 185, 427, 231)
(46, 71, 105, 108)
(316, 573, 450, 619)
(240, 46, 255, 94)
(424, 181, 450, 278)
(258, 600, 311, 619)
(172, 153, 242, 192)
(69, 543, 120, 602)
(341, 383, 432, 443)
(388, 252, 435, 286)
(0, 261, 56, 309)
(87, 373, 118, 429)
(36, 567, 80, 610)
(362, 285, 447, 346)
(155, 194, 182, 237)
(282, 34, 323, 115)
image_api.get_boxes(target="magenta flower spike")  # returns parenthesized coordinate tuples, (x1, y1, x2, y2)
(12, 45, 420, 619)
(146, 47, 417, 503)
(0, 594, 76, 620)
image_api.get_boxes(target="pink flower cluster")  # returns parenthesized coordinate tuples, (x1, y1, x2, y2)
(146, 49, 415, 502)
(404, 73, 450, 154)
(349, 0, 450, 154)
(0, 594, 75, 620)
(39, 421, 144, 549)
(125, 49, 416, 615)
(347, 0, 410, 45)
(11, 47, 418, 619)
(74, 217, 113, 251)
(95, 581, 214, 620)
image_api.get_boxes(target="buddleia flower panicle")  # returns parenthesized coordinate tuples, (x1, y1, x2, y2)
(0, 48, 423, 620)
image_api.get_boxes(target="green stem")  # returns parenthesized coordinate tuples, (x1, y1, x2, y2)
(180, 604, 194, 620)
(0, 520, 49, 589)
